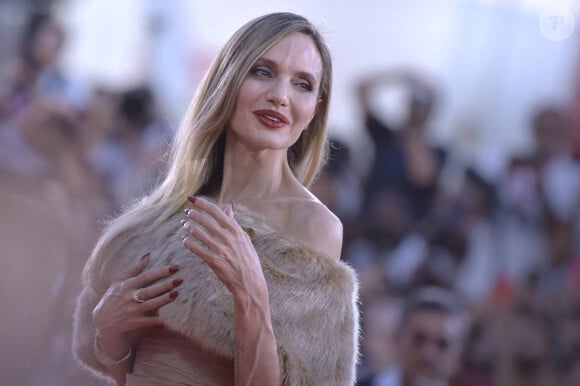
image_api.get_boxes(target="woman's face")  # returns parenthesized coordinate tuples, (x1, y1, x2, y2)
(228, 32, 322, 152)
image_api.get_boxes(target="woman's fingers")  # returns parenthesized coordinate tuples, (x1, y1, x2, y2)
(181, 219, 222, 252)
(182, 196, 265, 296)
(183, 208, 225, 240)
(183, 235, 214, 263)
(115, 253, 180, 287)
(187, 196, 237, 232)
(224, 201, 234, 217)
(93, 255, 183, 345)
(183, 197, 242, 251)
(134, 276, 183, 304)
(141, 289, 180, 313)
(116, 252, 150, 281)
(129, 264, 180, 289)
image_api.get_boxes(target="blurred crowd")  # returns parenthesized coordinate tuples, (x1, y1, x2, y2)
(1, 8, 579, 386)
(313, 70, 580, 385)
(0, 10, 171, 385)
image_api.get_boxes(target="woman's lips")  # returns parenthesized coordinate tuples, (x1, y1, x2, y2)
(253, 110, 289, 128)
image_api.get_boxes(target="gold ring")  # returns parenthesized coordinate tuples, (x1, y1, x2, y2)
(132, 288, 145, 303)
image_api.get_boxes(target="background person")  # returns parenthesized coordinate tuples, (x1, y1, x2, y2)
(361, 286, 467, 386)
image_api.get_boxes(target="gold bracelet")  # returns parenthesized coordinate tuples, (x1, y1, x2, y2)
(94, 333, 132, 366)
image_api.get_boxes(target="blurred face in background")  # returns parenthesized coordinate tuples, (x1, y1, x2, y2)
(31, 20, 63, 67)
(366, 188, 411, 247)
(398, 309, 465, 384)
(510, 313, 552, 386)
(533, 107, 570, 160)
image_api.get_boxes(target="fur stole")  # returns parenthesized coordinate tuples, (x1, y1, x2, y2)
(73, 204, 360, 385)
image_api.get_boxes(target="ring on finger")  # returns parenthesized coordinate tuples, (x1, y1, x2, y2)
(132, 288, 146, 303)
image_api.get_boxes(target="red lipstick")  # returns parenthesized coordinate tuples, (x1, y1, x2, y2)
(253, 109, 290, 128)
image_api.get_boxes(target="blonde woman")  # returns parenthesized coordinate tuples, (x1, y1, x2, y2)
(73, 12, 359, 386)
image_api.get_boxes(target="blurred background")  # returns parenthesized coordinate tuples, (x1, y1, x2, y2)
(0, 0, 579, 385)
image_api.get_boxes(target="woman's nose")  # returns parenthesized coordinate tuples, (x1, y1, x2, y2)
(266, 80, 289, 107)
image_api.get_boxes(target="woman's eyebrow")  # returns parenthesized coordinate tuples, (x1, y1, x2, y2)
(255, 57, 318, 84)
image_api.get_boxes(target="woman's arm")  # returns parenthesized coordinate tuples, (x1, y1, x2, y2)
(181, 196, 282, 385)
(233, 282, 281, 385)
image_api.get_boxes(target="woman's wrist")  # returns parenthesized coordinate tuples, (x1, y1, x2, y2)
(234, 283, 270, 310)
(234, 291, 274, 331)
(94, 331, 132, 366)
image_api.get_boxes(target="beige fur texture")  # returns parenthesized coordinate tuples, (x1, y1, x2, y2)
(73, 205, 360, 385)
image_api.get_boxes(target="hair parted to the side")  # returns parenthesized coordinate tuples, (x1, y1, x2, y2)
(83, 12, 333, 286)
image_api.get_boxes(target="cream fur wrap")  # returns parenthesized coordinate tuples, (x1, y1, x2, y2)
(73, 205, 360, 385)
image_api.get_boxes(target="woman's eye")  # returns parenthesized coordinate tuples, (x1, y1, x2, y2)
(296, 81, 313, 92)
(250, 67, 271, 78)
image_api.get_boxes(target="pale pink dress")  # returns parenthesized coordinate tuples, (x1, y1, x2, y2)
(126, 328, 234, 385)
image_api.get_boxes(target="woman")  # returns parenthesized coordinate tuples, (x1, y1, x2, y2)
(73, 12, 359, 386)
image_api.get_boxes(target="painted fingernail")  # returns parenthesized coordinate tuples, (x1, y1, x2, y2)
(140, 252, 150, 261)
(187, 196, 196, 204)
(169, 290, 178, 299)
(169, 265, 180, 274)
(172, 279, 183, 287)
(180, 219, 187, 227)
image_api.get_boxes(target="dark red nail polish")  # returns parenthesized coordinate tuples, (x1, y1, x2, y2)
(172, 279, 183, 287)
(169, 266, 180, 274)
(169, 290, 178, 299)
(180, 219, 187, 226)
(187, 196, 197, 204)
(140, 252, 150, 261)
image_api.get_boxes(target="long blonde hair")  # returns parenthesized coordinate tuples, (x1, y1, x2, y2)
(83, 12, 333, 285)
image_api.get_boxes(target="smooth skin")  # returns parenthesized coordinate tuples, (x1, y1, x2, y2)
(94, 32, 343, 386)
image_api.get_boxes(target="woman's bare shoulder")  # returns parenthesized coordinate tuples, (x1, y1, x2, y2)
(285, 195, 343, 260)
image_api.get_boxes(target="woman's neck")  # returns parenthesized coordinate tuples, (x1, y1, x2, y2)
(216, 140, 294, 205)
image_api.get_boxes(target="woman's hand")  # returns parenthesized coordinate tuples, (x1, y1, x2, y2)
(181, 196, 281, 385)
(92, 253, 182, 360)
(181, 196, 267, 299)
